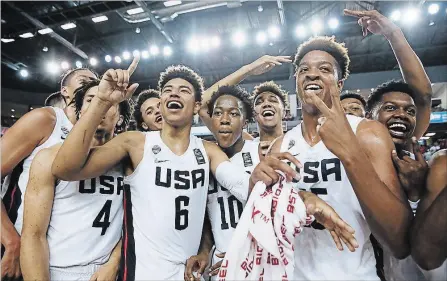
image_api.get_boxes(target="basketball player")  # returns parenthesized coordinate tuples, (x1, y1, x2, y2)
(20, 79, 132, 280)
(0, 68, 97, 280)
(133, 89, 162, 131)
(52, 60, 302, 280)
(340, 91, 366, 117)
(44, 91, 66, 109)
(251, 35, 412, 280)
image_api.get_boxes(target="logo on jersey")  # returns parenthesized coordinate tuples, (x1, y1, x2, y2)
(242, 152, 253, 167)
(152, 145, 161, 154)
(288, 140, 295, 150)
(61, 126, 70, 140)
(155, 159, 169, 163)
(193, 148, 206, 165)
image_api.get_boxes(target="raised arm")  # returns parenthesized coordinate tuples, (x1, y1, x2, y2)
(199, 55, 291, 130)
(20, 148, 57, 281)
(411, 150, 447, 270)
(344, 9, 432, 138)
(52, 58, 140, 181)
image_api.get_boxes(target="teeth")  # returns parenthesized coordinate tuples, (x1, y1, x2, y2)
(305, 84, 321, 90)
(167, 101, 182, 109)
(389, 123, 407, 130)
(262, 110, 274, 117)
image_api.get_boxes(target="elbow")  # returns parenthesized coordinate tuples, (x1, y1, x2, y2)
(51, 163, 78, 181)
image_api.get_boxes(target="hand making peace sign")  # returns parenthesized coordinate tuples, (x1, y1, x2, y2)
(97, 54, 140, 105)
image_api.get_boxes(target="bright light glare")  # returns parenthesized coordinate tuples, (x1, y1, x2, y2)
(122, 51, 131, 60)
(61, 61, 70, 70)
(92, 15, 108, 23)
(256, 31, 267, 45)
(38, 28, 53, 35)
(20, 69, 29, 78)
(46, 61, 60, 74)
(428, 4, 439, 15)
(105, 55, 112, 62)
(402, 8, 420, 25)
(232, 31, 246, 47)
(133, 50, 140, 57)
(425, 132, 436, 137)
(127, 8, 144, 15)
(61, 23, 76, 30)
(114, 56, 122, 63)
(310, 19, 323, 34)
(295, 25, 306, 38)
(141, 50, 149, 59)
(163, 46, 172, 56)
(390, 10, 401, 21)
(200, 38, 210, 51)
(150, 45, 159, 55)
(164, 1, 182, 7)
(187, 38, 199, 53)
(75, 61, 82, 68)
(328, 18, 339, 29)
(1, 38, 15, 43)
(19, 32, 34, 38)
(89, 57, 98, 66)
(268, 26, 280, 39)
(211, 36, 220, 47)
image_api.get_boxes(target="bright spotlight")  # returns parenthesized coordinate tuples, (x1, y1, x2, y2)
(42, 46, 48, 52)
(89, 57, 98, 66)
(390, 10, 401, 21)
(328, 18, 339, 29)
(105, 55, 112, 62)
(163, 46, 173, 56)
(256, 31, 267, 45)
(311, 19, 323, 34)
(187, 38, 200, 53)
(135, 27, 141, 34)
(123, 51, 131, 60)
(295, 25, 307, 38)
(150, 45, 159, 55)
(402, 8, 420, 25)
(211, 36, 220, 48)
(268, 26, 280, 39)
(232, 31, 246, 47)
(428, 3, 439, 15)
(75, 61, 82, 68)
(141, 50, 149, 59)
(19, 69, 29, 78)
(46, 61, 60, 74)
(61, 61, 70, 70)
(114, 56, 122, 63)
(200, 38, 210, 51)
(133, 50, 140, 57)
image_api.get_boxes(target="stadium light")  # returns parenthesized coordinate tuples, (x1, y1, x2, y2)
(89, 57, 98, 66)
(200, 38, 210, 51)
(105, 55, 112, 62)
(75, 61, 82, 68)
(310, 19, 323, 34)
(61, 22, 76, 30)
(127, 8, 144, 15)
(211, 36, 220, 48)
(1, 38, 15, 43)
(19, 32, 34, 38)
(164, 1, 182, 7)
(232, 31, 246, 47)
(268, 26, 280, 39)
(46, 61, 60, 74)
(390, 10, 401, 21)
(92, 15, 108, 23)
(402, 8, 420, 25)
(187, 38, 199, 53)
(150, 45, 159, 55)
(425, 132, 436, 137)
(42, 46, 48, 52)
(141, 50, 149, 59)
(135, 27, 141, 34)
(163, 46, 173, 56)
(328, 18, 339, 29)
(61, 61, 70, 70)
(258, 5, 263, 12)
(38, 28, 53, 35)
(295, 25, 307, 38)
(256, 31, 267, 45)
(428, 3, 439, 15)
(114, 56, 122, 63)
(19, 69, 29, 78)
(133, 50, 140, 57)
(122, 51, 131, 60)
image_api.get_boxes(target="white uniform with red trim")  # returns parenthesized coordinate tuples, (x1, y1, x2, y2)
(280, 115, 379, 280)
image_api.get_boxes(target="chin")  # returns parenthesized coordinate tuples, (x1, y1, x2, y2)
(392, 137, 407, 147)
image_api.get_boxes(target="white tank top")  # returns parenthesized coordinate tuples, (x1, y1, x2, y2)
(47, 166, 124, 267)
(123, 131, 210, 280)
(280, 115, 379, 280)
(208, 140, 260, 254)
(13, 107, 72, 234)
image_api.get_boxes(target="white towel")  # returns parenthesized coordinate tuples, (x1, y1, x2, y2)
(218, 174, 313, 281)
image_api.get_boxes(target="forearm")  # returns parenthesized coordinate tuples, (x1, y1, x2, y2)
(342, 145, 413, 258)
(20, 234, 50, 280)
(107, 239, 122, 268)
(52, 97, 112, 179)
(411, 187, 447, 270)
(198, 214, 214, 255)
(1, 201, 20, 248)
(215, 161, 250, 203)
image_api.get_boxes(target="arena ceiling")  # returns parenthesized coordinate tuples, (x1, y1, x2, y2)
(1, 1, 447, 97)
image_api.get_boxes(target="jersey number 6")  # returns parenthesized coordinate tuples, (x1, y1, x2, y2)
(175, 196, 189, 230)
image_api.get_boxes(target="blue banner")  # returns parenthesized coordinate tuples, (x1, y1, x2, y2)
(430, 111, 447, 123)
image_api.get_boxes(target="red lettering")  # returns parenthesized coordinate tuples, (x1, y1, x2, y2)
(287, 205, 295, 213)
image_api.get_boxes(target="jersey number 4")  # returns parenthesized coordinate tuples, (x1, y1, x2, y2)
(93, 200, 112, 235)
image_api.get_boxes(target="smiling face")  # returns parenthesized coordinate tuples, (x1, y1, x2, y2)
(296, 50, 343, 115)
(371, 91, 416, 145)
(211, 95, 246, 149)
(341, 97, 365, 117)
(140, 97, 162, 131)
(254, 92, 284, 131)
(160, 78, 200, 128)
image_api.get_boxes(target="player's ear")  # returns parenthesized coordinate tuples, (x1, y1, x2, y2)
(193, 101, 201, 115)
(337, 80, 344, 90)
(142, 122, 148, 130)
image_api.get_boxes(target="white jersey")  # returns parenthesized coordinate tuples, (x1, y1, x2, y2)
(280, 115, 379, 280)
(123, 131, 210, 280)
(208, 140, 260, 255)
(1, 107, 72, 234)
(47, 166, 124, 268)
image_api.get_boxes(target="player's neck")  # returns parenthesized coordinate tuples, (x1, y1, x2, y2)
(222, 136, 245, 158)
(160, 123, 192, 156)
(259, 125, 283, 142)
(301, 112, 321, 146)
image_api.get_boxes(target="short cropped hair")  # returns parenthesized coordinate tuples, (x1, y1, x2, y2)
(44, 91, 66, 107)
(366, 80, 416, 113)
(207, 85, 254, 122)
(134, 89, 160, 131)
(340, 91, 366, 107)
(60, 68, 97, 88)
(158, 65, 204, 102)
(294, 36, 350, 81)
(252, 81, 289, 108)
(73, 79, 133, 130)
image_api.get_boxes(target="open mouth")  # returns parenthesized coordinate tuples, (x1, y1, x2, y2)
(155, 116, 162, 123)
(387, 121, 409, 138)
(166, 100, 184, 110)
(262, 109, 275, 117)
(304, 83, 323, 95)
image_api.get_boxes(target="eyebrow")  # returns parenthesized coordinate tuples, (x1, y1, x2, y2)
(299, 60, 333, 67)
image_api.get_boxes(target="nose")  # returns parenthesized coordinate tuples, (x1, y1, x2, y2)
(220, 112, 231, 125)
(393, 108, 409, 120)
(305, 68, 320, 80)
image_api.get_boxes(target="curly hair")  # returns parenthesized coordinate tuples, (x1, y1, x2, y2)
(340, 91, 366, 107)
(252, 81, 289, 108)
(366, 80, 416, 113)
(60, 68, 97, 88)
(207, 85, 254, 122)
(294, 36, 350, 81)
(133, 89, 160, 131)
(158, 65, 204, 102)
(73, 79, 133, 131)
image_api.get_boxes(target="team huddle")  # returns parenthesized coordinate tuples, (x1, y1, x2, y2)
(1, 9, 446, 281)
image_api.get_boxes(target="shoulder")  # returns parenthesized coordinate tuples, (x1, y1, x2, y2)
(356, 119, 393, 147)
(8, 107, 57, 133)
(118, 130, 146, 147)
(429, 149, 447, 168)
(202, 139, 220, 151)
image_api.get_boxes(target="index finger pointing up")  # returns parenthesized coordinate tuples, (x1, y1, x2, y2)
(127, 54, 140, 76)
(343, 9, 376, 18)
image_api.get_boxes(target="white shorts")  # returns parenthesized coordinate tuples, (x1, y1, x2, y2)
(50, 264, 102, 281)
